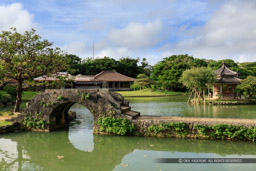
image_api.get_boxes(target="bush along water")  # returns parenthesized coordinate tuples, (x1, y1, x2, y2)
(147, 122, 256, 142)
(96, 116, 135, 136)
(23, 112, 49, 130)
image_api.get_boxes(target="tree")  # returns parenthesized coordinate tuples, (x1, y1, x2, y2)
(179, 67, 215, 103)
(133, 74, 151, 89)
(237, 76, 256, 99)
(118, 57, 140, 78)
(65, 54, 82, 74)
(0, 28, 67, 112)
(152, 54, 207, 91)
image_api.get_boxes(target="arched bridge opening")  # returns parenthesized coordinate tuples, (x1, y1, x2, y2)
(24, 89, 140, 131)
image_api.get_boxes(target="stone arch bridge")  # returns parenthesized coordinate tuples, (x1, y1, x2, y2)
(24, 89, 140, 131)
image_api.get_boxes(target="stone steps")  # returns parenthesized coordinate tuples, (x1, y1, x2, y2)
(121, 106, 131, 113)
(122, 110, 140, 119)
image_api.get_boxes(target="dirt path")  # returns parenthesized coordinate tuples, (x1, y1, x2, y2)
(0, 116, 10, 121)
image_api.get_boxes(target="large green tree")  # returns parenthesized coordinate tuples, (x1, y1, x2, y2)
(0, 28, 67, 112)
(152, 54, 207, 91)
(237, 76, 256, 99)
(179, 67, 215, 103)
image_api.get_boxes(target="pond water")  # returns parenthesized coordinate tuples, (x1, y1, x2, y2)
(1, 102, 256, 171)
(127, 96, 256, 119)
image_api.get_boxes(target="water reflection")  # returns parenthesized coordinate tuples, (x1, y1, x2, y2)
(1, 101, 256, 170)
(127, 96, 256, 119)
(68, 103, 94, 152)
(1, 132, 256, 170)
(0, 139, 42, 170)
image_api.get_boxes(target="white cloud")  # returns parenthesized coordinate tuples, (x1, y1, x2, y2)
(62, 42, 90, 58)
(0, 3, 36, 32)
(108, 20, 162, 49)
(166, 0, 256, 62)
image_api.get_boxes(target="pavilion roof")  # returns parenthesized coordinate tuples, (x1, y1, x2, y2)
(215, 77, 241, 84)
(215, 63, 238, 77)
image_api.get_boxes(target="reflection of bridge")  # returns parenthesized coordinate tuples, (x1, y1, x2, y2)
(2, 131, 256, 170)
(24, 89, 140, 130)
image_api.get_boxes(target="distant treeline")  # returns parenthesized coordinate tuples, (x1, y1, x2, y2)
(65, 54, 256, 91)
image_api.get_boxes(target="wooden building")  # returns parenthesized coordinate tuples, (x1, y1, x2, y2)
(74, 71, 135, 90)
(34, 71, 135, 91)
(212, 63, 241, 99)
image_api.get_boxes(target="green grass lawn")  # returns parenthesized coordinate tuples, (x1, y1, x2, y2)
(117, 88, 185, 97)
(0, 91, 39, 126)
(0, 120, 12, 126)
(22, 91, 39, 101)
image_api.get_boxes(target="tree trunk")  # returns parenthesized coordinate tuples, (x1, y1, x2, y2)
(14, 80, 23, 112)
(187, 90, 193, 104)
(197, 91, 201, 104)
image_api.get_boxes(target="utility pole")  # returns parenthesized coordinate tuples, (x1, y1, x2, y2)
(93, 42, 94, 59)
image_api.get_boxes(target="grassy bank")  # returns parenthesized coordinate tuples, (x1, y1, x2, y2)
(0, 91, 39, 126)
(117, 88, 185, 97)
(0, 120, 12, 126)
(22, 91, 39, 101)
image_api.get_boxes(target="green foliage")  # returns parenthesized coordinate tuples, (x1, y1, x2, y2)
(148, 122, 189, 137)
(152, 55, 208, 91)
(147, 122, 256, 142)
(3, 85, 16, 99)
(97, 117, 135, 135)
(64, 55, 144, 78)
(85, 93, 90, 99)
(131, 82, 141, 90)
(0, 91, 13, 105)
(23, 113, 47, 129)
(57, 95, 63, 101)
(237, 76, 256, 99)
(180, 67, 215, 91)
(81, 93, 90, 100)
(0, 27, 67, 112)
(133, 74, 153, 90)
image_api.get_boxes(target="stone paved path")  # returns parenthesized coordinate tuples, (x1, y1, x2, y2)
(136, 116, 256, 127)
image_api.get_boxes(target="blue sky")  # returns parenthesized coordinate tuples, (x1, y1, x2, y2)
(0, 0, 255, 64)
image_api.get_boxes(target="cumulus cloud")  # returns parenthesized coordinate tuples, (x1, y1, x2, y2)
(108, 20, 162, 49)
(0, 3, 36, 32)
(62, 42, 90, 58)
(166, 0, 256, 62)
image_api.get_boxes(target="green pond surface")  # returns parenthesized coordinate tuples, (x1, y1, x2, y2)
(127, 96, 256, 119)
(1, 98, 256, 171)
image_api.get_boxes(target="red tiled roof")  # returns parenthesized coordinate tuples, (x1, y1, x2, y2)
(94, 71, 135, 82)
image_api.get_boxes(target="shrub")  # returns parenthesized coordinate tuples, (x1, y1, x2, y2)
(97, 116, 135, 135)
(0, 91, 12, 105)
(23, 113, 48, 129)
(3, 85, 17, 99)
(57, 95, 63, 101)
